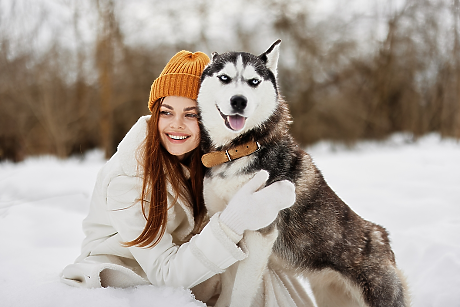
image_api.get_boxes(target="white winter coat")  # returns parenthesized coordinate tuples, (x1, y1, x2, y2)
(61, 115, 246, 291)
(61, 115, 315, 307)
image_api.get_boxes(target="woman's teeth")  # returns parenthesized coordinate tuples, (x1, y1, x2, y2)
(168, 134, 188, 140)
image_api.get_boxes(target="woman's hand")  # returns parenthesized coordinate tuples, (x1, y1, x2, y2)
(219, 170, 296, 235)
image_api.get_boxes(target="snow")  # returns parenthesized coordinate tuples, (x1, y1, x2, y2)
(1, 133, 459, 306)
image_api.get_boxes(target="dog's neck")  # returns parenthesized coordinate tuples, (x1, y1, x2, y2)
(201, 140, 260, 168)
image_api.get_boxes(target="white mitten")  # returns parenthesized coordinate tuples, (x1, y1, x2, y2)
(219, 170, 296, 235)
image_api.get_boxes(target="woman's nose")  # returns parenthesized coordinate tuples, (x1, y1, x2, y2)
(170, 115, 184, 129)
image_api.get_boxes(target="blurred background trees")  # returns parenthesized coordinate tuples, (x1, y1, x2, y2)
(0, 0, 459, 161)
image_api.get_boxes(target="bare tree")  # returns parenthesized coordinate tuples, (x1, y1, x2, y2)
(95, 0, 120, 158)
(453, 0, 460, 137)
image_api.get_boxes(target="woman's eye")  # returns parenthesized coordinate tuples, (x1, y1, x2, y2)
(218, 74, 231, 83)
(248, 78, 261, 86)
(186, 113, 198, 118)
(160, 110, 171, 116)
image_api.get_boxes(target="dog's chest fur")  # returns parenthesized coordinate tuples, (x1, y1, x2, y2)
(203, 155, 257, 216)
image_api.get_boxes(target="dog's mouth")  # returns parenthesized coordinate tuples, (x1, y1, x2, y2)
(217, 106, 247, 131)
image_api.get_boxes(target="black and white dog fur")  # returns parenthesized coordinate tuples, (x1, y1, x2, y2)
(197, 40, 410, 307)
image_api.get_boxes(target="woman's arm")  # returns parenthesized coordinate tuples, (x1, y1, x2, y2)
(106, 175, 246, 288)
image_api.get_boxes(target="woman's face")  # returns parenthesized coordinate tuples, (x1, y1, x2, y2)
(158, 96, 200, 161)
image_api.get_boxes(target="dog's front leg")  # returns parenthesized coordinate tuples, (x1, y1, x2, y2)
(228, 228, 278, 307)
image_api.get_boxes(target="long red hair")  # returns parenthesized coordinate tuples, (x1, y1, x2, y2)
(124, 98, 206, 248)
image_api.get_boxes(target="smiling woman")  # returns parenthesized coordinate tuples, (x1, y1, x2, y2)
(60, 49, 297, 305)
(158, 96, 201, 161)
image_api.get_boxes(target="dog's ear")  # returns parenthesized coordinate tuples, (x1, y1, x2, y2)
(211, 52, 219, 62)
(259, 39, 281, 76)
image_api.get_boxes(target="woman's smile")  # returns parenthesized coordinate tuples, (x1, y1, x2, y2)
(167, 133, 190, 141)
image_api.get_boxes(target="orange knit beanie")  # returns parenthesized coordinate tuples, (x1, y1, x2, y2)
(148, 50, 210, 112)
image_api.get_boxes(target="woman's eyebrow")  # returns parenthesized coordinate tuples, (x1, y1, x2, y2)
(184, 106, 198, 112)
(161, 104, 173, 110)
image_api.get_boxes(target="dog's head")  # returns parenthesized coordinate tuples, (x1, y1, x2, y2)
(197, 40, 282, 148)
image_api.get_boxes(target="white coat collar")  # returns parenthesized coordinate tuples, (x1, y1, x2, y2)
(117, 115, 150, 177)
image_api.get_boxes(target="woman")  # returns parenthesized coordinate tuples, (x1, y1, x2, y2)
(61, 50, 297, 303)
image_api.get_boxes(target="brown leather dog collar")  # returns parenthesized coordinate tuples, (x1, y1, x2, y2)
(201, 141, 260, 168)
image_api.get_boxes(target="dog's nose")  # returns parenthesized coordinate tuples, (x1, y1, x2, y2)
(230, 95, 247, 112)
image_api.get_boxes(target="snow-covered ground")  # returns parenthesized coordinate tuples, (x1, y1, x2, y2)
(0, 133, 459, 307)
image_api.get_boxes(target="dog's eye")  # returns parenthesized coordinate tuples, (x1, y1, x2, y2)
(218, 74, 231, 83)
(248, 78, 261, 86)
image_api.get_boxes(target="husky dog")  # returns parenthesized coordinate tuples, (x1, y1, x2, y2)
(197, 40, 410, 307)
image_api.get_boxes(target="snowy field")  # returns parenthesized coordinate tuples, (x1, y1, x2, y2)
(0, 133, 459, 307)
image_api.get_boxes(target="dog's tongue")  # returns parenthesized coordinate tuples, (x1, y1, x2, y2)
(228, 115, 246, 131)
